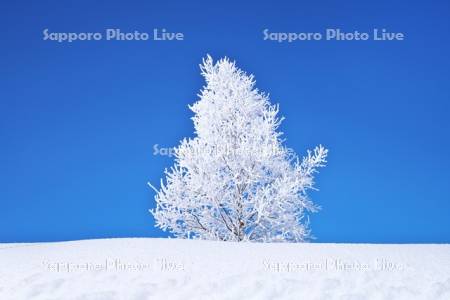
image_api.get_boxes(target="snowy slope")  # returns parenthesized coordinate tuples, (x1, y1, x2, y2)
(0, 238, 449, 300)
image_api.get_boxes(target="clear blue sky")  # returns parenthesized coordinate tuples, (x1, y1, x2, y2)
(1, 0, 449, 243)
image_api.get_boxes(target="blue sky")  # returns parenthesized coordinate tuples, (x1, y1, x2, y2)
(1, 0, 449, 243)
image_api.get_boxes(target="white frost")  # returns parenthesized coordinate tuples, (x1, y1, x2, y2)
(151, 56, 328, 242)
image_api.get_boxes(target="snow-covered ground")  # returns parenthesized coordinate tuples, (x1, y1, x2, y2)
(0, 238, 449, 299)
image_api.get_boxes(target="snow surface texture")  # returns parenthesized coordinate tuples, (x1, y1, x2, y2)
(1, 238, 449, 300)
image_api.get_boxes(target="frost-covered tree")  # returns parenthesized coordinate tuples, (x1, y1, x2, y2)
(150, 56, 327, 242)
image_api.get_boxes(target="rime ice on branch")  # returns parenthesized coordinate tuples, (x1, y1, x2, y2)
(150, 56, 327, 242)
